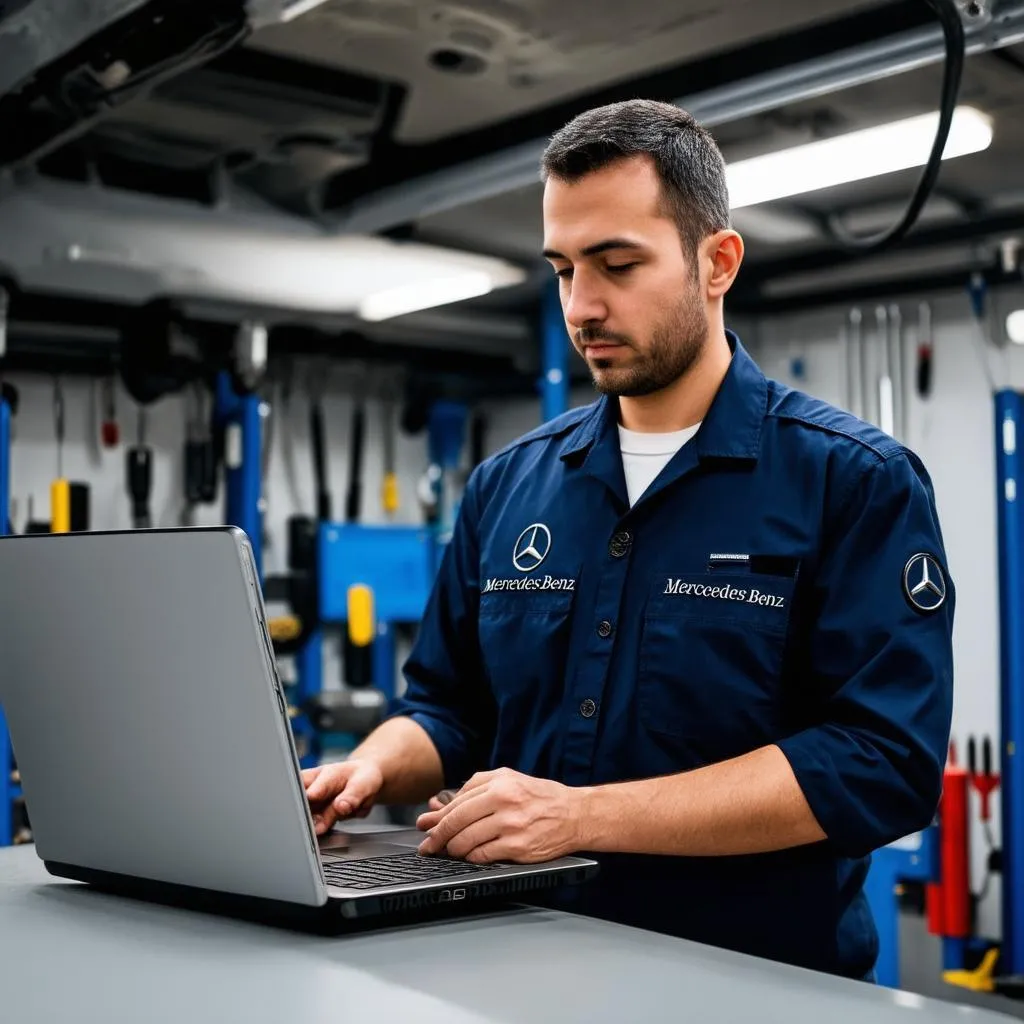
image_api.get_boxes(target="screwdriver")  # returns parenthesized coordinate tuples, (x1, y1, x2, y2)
(127, 407, 152, 529)
(50, 377, 70, 534)
(382, 394, 399, 517)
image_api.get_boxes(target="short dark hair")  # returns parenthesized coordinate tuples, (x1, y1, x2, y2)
(541, 99, 730, 258)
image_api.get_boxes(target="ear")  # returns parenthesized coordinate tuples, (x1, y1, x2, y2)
(705, 230, 744, 299)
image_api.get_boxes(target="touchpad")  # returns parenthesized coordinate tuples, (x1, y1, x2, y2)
(319, 828, 424, 860)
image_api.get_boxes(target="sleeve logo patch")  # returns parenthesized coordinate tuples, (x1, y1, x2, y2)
(902, 553, 947, 613)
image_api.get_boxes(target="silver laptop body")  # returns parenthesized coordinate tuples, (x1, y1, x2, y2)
(0, 527, 596, 926)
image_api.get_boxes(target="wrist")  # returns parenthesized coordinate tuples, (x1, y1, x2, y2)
(572, 785, 603, 852)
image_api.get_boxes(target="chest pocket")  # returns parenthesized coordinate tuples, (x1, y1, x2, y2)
(478, 587, 577, 742)
(639, 569, 796, 761)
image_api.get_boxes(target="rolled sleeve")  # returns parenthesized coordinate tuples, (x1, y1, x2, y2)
(777, 450, 955, 858)
(387, 467, 495, 787)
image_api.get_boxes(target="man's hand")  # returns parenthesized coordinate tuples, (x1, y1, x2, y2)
(416, 768, 583, 863)
(302, 759, 384, 836)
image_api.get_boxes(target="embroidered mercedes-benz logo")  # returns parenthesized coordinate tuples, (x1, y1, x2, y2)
(513, 524, 552, 573)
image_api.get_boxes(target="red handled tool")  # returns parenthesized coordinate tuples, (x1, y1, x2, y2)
(968, 735, 1000, 824)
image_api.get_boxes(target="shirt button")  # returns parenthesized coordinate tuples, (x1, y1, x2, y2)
(579, 698, 597, 719)
(608, 531, 632, 559)
(597, 620, 614, 638)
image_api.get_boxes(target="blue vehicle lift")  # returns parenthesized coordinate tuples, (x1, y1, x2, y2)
(995, 389, 1024, 979)
(0, 389, 14, 847)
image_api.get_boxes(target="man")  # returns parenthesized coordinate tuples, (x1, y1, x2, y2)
(303, 99, 954, 980)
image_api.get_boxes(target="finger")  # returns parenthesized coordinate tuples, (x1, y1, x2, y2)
(427, 796, 445, 812)
(416, 808, 444, 831)
(465, 839, 511, 865)
(443, 815, 503, 860)
(335, 770, 377, 812)
(416, 777, 491, 831)
(305, 766, 340, 802)
(416, 788, 474, 830)
(314, 803, 340, 836)
(419, 789, 494, 855)
(301, 766, 323, 787)
(458, 771, 499, 797)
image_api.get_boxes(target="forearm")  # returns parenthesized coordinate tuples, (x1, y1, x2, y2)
(349, 716, 445, 805)
(578, 744, 826, 856)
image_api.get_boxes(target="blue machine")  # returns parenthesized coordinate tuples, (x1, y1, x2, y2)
(995, 389, 1024, 978)
(865, 830, 941, 988)
(0, 392, 13, 848)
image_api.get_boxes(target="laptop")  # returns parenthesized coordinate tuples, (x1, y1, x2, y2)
(0, 527, 597, 930)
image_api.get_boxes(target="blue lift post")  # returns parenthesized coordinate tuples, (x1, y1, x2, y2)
(995, 389, 1024, 977)
(541, 281, 569, 421)
(215, 372, 264, 581)
(293, 629, 322, 770)
(0, 392, 12, 847)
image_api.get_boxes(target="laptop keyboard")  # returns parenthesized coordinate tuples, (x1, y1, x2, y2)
(323, 853, 504, 890)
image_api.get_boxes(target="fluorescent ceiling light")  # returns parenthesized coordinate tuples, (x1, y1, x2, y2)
(279, 0, 333, 23)
(727, 106, 993, 210)
(1007, 310, 1024, 345)
(359, 271, 495, 322)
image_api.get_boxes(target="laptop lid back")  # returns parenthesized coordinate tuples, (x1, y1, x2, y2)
(0, 528, 326, 906)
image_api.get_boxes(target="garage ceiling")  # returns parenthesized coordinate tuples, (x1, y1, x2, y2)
(3, 0, 1024, 352)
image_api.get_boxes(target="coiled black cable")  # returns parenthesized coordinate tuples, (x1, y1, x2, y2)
(827, 0, 967, 252)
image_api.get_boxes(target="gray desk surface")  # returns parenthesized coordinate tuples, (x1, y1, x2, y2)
(0, 846, 1016, 1023)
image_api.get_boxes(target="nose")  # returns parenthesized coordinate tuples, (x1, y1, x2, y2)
(563, 268, 608, 331)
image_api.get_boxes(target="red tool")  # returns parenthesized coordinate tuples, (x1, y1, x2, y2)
(100, 374, 120, 448)
(968, 735, 1000, 823)
(927, 741, 971, 940)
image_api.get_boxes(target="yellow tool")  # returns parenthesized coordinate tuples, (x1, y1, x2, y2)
(382, 395, 399, 516)
(382, 473, 399, 516)
(943, 947, 1000, 993)
(267, 615, 302, 643)
(50, 377, 70, 533)
(347, 583, 375, 648)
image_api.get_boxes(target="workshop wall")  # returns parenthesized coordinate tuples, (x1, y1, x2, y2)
(4, 372, 433, 578)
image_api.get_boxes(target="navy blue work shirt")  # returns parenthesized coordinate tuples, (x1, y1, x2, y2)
(391, 332, 955, 979)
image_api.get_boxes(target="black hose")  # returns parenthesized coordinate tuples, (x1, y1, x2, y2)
(310, 400, 331, 522)
(346, 402, 366, 523)
(826, 0, 966, 252)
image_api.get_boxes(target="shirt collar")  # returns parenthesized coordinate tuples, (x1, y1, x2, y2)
(559, 330, 766, 463)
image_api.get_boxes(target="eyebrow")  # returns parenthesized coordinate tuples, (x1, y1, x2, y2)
(542, 238, 647, 260)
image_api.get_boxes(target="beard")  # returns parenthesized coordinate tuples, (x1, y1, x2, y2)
(579, 288, 708, 398)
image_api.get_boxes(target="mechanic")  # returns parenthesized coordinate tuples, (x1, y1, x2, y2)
(303, 98, 955, 981)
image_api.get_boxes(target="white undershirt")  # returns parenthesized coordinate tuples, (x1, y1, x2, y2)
(618, 423, 702, 507)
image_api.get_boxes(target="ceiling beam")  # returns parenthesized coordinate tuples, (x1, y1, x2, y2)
(322, 1, 1024, 232)
(738, 206, 1024, 289)
(730, 260, 1018, 317)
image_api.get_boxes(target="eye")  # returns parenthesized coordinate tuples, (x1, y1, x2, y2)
(607, 263, 638, 274)
(554, 267, 573, 280)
